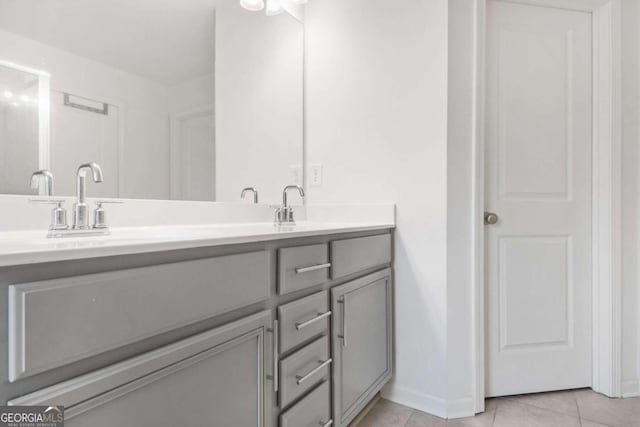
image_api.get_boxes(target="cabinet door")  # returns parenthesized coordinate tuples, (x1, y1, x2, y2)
(10, 311, 275, 427)
(331, 269, 392, 427)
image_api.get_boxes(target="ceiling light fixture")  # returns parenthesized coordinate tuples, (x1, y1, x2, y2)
(241, 0, 308, 16)
(240, 0, 265, 12)
(3, 90, 13, 99)
(265, 0, 284, 16)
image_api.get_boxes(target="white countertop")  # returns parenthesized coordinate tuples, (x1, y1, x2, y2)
(0, 221, 394, 267)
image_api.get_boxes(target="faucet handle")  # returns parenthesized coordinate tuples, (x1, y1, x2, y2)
(28, 199, 68, 230)
(274, 205, 296, 225)
(93, 200, 123, 229)
(94, 200, 124, 206)
(29, 198, 65, 204)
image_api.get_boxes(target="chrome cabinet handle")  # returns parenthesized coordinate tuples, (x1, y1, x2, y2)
(268, 319, 279, 392)
(295, 263, 331, 274)
(295, 311, 332, 330)
(338, 296, 347, 347)
(296, 358, 332, 385)
(319, 420, 333, 427)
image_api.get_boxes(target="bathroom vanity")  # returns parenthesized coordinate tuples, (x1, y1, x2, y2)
(0, 223, 394, 427)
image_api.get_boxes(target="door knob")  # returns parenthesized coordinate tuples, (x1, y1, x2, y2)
(484, 212, 499, 225)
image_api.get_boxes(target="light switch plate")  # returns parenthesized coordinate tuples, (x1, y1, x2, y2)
(310, 164, 323, 187)
(289, 165, 303, 186)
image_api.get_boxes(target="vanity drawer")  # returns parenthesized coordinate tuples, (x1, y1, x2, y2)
(331, 234, 392, 278)
(278, 291, 330, 353)
(278, 244, 330, 295)
(280, 380, 332, 427)
(279, 336, 331, 408)
(8, 251, 272, 381)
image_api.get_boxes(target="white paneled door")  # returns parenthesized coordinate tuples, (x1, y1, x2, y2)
(170, 106, 215, 201)
(485, 0, 592, 397)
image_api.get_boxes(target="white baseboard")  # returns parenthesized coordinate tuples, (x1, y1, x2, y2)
(381, 384, 475, 420)
(446, 397, 476, 419)
(622, 380, 640, 397)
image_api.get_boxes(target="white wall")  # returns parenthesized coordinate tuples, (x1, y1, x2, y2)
(169, 73, 214, 115)
(216, 1, 304, 205)
(305, 0, 451, 415)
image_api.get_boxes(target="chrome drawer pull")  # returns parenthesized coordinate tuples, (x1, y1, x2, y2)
(295, 358, 332, 385)
(295, 263, 331, 274)
(338, 296, 347, 347)
(295, 311, 332, 330)
(319, 420, 333, 427)
(267, 319, 279, 392)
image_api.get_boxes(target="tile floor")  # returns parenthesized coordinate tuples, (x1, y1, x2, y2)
(354, 389, 640, 427)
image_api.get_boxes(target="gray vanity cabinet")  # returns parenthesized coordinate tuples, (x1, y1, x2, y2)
(331, 269, 393, 427)
(9, 311, 275, 427)
(4, 230, 394, 426)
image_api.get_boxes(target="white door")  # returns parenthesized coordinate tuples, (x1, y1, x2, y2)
(170, 106, 215, 201)
(485, 0, 592, 397)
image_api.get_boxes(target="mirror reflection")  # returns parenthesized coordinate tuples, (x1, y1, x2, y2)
(0, 0, 303, 203)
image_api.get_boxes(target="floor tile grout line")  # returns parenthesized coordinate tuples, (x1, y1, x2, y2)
(491, 404, 498, 427)
(401, 409, 415, 427)
(499, 395, 582, 420)
(574, 392, 620, 427)
(574, 390, 583, 420)
(579, 415, 618, 427)
(573, 393, 620, 427)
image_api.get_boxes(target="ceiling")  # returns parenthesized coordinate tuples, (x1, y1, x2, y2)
(0, 0, 217, 84)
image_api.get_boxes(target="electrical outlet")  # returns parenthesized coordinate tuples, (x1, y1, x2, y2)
(310, 164, 323, 187)
(289, 165, 303, 186)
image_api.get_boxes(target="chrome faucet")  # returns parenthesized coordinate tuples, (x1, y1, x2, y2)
(29, 163, 116, 237)
(73, 162, 103, 229)
(30, 169, 54, 196)
(275, 185, 305, 224)
(29, 169, 69, 233)
(241, 187, 259, 204)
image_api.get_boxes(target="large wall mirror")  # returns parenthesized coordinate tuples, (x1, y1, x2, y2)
(0, 0, 303, 204)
